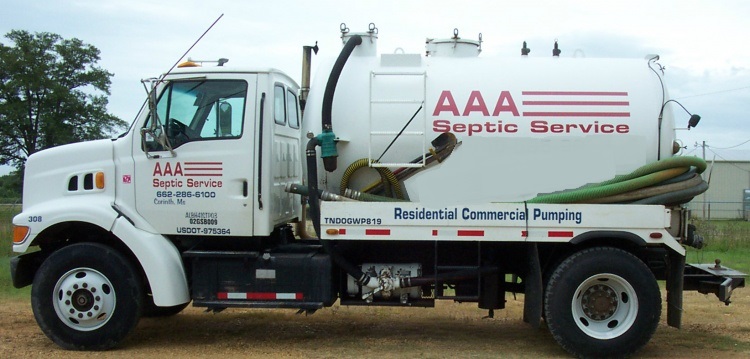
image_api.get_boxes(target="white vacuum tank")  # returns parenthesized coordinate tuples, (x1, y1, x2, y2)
(302, 27, 677, 205)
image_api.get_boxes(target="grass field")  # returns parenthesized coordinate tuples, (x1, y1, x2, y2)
(686, 219, 750, 274)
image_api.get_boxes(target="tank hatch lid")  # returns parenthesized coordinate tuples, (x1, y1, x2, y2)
(425, 28, 482, 57)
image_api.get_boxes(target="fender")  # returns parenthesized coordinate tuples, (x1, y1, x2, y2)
(111, 217, 190, 306)
(571, 229, 685, 255)
(13, 198, 120, 251)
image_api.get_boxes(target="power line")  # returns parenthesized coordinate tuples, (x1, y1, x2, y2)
(708, 138, 750, 150)
(706, 147, 750, 173)
(675, 85, 750, 100)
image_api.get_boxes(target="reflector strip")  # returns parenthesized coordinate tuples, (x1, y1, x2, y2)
(366, 229, 391, 236)
(339, 228, 347, 235)
(548, 231, 574, 238)
(217, 292, 304, 300)
(457, 230, 484, 237)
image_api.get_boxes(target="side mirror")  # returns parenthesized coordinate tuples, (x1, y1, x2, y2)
(218, 101, 232, 136)
(688, 114, 701, 129)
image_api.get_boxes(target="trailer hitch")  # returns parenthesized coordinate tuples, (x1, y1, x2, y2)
(684, 259, 746, 305)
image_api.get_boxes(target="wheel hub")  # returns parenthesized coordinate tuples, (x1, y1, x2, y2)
(581, 284, 618, 320)
(53, 268, 115, 331)
(72, 289, 95, 311)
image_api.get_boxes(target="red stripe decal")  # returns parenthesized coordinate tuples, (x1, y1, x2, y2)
(457, 230, 484, 237)
(296, 293, 304, 300)
(432, 230, 438, 236)
(366, 229, 391, 236)
(522, 101, 630, 106)
(522, 112, 630, 117)
(521, 231, 528, 237)
(339, 228, 347, 235)
(548, 231, 574, 238)
(522, 91, 628, 96)
(217, 292, 228, 299)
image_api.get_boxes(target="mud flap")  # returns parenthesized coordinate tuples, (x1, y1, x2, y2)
(666, 250, 685, 328)
(523, 242, 543, 328)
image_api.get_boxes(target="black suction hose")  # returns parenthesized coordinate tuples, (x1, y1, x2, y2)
(322, 35, 362, 131)
(319, 34, 363, 172)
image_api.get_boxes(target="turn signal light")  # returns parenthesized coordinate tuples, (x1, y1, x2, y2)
(95, 172, 105, 189)
(325, 229, 339, 235)
(13, 226, 30, 244)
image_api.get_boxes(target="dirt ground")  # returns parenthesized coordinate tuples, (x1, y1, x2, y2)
(1, 289, 748, 358)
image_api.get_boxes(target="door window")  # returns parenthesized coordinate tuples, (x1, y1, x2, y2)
(286, 89, 299, 129)
(144, 80, 247, 150)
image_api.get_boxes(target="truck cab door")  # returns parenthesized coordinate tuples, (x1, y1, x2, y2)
(133, 75, 257, 236)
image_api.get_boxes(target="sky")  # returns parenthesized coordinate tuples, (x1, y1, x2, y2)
(2, 0, 749, 175)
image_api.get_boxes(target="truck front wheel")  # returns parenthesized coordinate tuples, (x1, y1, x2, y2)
(544, 247, 661, 358)
(31, 243, 143, 350)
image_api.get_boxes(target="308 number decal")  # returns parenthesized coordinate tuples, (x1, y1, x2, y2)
(28, 216, 42, 223)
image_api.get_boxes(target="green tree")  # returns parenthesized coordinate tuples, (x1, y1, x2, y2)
(0, 30, 125, 168)
(0, 170, 22, 201)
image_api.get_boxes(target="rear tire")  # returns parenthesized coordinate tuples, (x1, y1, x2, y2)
(544, 247, 660, 358)
(31, 243, 143, 350)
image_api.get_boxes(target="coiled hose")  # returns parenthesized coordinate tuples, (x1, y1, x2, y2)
(528, 156, 708, 205)
(340, 158, 404, 199)
(327, 156, 708, 206)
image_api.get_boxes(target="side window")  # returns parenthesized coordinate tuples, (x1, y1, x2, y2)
(286, 89, 299, 129)
(273, 85, 286, 125)
(143, 80, 247, 150)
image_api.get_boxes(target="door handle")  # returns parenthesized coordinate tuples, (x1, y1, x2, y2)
(243, 180, 248, 197)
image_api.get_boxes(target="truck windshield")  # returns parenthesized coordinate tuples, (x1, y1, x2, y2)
(143, 79, 247, 150)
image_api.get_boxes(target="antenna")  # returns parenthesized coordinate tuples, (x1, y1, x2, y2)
(160, 13, 224, 83)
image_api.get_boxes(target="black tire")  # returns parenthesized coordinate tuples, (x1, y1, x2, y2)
(544, 247, 661, 358)
(141, 295, 189, 317)
(31, 243, 143, 350)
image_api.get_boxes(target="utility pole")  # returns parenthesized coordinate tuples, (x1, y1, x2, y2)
(701, 141, 707, 219)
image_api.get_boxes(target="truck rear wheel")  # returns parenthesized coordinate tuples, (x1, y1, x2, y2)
(31, 243, 143, 350)
(544, 247, 660, 358)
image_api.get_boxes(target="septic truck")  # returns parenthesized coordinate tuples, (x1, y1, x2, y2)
(9, 23, 746, 357)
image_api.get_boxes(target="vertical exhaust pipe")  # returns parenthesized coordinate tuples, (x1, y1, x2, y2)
(300, 42, 318, 111)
